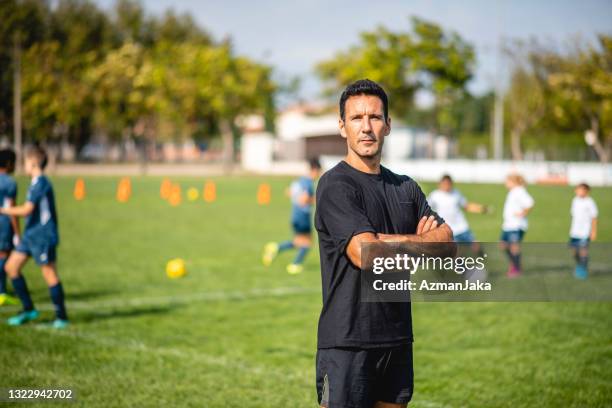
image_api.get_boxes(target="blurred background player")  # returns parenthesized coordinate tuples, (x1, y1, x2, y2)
(1, 146, 67, 328)
(428, 174, 489, 252)
(500, 174, 534, 278)
(262, 158, 322, 274)
(569, 183, 598, 280)
(0, 149, 20, 306)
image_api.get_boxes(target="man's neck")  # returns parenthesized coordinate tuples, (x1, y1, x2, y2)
(344, 152, 381, 174)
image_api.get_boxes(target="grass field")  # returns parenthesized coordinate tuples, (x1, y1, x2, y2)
(0, 175, 611, 407)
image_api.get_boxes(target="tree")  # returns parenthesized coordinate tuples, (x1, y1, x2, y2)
(503, 40, 548, 160)
(316, 16, 475, 134)
(546, 35, 612, 162)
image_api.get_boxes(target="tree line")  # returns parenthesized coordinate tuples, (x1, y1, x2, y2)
(1, 1, 610, 162)
(0, 0, 275, 162)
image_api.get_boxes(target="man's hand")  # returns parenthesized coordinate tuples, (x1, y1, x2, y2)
(416, 215, 439, 235)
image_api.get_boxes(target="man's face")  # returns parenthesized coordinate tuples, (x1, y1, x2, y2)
(339, 94, 390, 159)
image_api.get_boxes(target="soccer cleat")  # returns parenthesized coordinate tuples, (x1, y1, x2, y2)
(7, 309, 39, 326)
(574, 265, 588, 280)
(286, 263, 303, 275)
(507, 265, 521, 279)
(0, 293, 20, 306)
(52, 319, 70, 329)
(262, 242, 279, 266)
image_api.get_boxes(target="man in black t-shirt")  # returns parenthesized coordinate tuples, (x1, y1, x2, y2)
(315, 79, 454, 408)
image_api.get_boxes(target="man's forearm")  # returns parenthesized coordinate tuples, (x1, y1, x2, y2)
(377, 224, 456, 257)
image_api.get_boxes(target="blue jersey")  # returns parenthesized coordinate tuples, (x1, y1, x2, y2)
(290, 176, 314, 221)
(24, 175, 58, 245)
(0, 173, 17, 243)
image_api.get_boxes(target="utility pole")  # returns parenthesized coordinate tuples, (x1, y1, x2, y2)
(492, 0, 504, 160)
(13, 33, 23, 173)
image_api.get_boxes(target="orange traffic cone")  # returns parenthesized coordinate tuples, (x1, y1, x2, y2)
(160, 178, 172, 200)
(169, 183, 182, 207)
(73, 178, 86, 201)
(203, 181, 216, 203)
(257, 183, 271, 205)
(116, 177, 132, 203)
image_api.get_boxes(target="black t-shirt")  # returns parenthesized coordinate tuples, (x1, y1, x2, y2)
(315, 160, 444, 349)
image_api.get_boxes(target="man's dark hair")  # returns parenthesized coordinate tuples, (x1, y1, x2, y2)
(440, 174, 453, 183)
(577, 182, 591, 191)
(25, 145, 48, 170)
(308, 157, 321, 170)
(339, 79, 389, 121)
(0, 148, 16, 170)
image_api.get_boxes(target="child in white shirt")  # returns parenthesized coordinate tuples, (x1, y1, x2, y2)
(569, 183, 598, 279)
(500, 174, 534, 278)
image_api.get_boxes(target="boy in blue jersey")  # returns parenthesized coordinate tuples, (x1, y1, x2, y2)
(262, 158, 321, 274)
(2, 146, 68, 328)
(0, 149, 20, 306)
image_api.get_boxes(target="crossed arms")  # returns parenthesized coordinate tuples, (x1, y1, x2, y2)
(346, 215, 455, 269)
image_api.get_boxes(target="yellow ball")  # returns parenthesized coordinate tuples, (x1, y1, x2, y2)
(187, 187, 199, 201)
(166, 258, 187, 279)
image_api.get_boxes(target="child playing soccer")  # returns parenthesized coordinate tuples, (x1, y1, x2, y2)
(2, 146, 68, 328)
(500, 174, 534, 278)
(0, 149, 20, 306)
(569, 183, 598, 279)
(262, 158, 321, 274)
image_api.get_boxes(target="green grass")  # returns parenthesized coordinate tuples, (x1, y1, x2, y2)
(0, 176, 611, 407)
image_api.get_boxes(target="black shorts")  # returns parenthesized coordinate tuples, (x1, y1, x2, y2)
(316, 344, 414, 408)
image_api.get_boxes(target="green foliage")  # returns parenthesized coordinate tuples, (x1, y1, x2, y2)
(316, 16, 475, 132)
(0, 0, 276, 150)
(504, 35, 612, 161)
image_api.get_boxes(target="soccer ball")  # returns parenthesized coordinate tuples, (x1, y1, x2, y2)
(187, 187, 199, 201)
(166, 258, 187, 279)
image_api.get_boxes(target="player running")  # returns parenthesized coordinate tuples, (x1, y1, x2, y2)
(569, 183, 598, 279)
(428, 174, 489, 249)
(500, 173, 534, 278)
(262, 158, 321, 275)
(315, 79, 453, 408)
(0, 149, 20, 306)
(2, 146, 68, 328)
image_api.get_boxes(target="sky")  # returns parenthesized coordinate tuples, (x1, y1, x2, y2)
(95, 0, 612, 104)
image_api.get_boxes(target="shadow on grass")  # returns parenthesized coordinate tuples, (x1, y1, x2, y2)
(77, 305, 180, 323)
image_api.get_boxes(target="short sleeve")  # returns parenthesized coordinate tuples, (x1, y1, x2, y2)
(7, 181, 17, 200)
(413, 183, 445, 225)
(27, 179, 46, 205)
(520, 190, 535, 209)
(316, 182, 376, 250)
(590, 200, 598, 218)
(457, 191, 467, 208)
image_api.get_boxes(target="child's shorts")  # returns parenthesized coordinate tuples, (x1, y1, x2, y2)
(15, 239, 57, 265)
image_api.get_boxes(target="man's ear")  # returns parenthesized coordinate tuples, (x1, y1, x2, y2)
(384, 117, 391, 136)
(339, 119, 347, 139)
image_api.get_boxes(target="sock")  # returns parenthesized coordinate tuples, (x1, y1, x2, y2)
(293, 246, 310, 265)
(11, 276, 34, 311)
(49, 282, 68, 320)
(505, 249, 521, 270)
(578, 256, 588, 269)
(0, 257, 6, 294)
(278, 240, 294, 252)
(510, 252, 521, 270)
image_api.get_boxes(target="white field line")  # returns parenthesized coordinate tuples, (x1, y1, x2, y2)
(16, 286, 320, 312)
